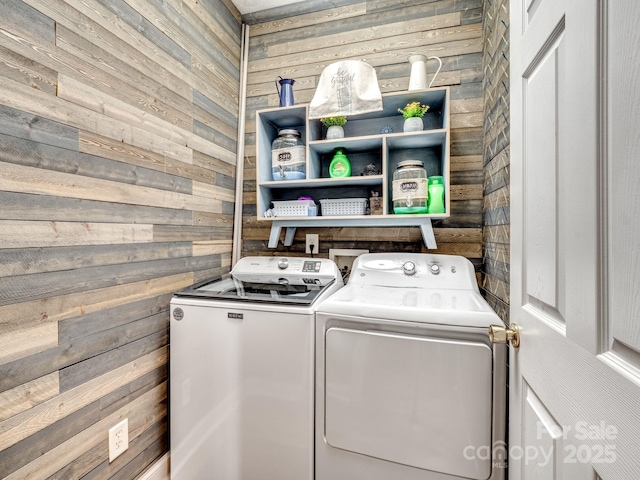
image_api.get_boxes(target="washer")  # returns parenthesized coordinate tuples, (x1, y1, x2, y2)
(315, 253, 506, 480)
(170, 256, 343, 480)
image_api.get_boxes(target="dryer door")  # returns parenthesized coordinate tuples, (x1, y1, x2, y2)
(324, 327, 492, 480)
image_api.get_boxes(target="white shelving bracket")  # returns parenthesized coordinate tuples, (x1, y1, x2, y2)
(284, 227, 297, 246)
(268, 224, 298, 248)
(268, 224, 282, 248)
(420, 219, 437, 249)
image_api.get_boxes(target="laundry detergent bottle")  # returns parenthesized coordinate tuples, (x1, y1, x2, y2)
(427, 176, 445, 213)
(329, 148, 351, 178)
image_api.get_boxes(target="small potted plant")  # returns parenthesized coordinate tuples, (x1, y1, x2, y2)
(398, 102, 429, 132)
(321, 116, 347, 139)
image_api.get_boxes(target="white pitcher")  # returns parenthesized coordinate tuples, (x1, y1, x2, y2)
(408, 54, 442, 91)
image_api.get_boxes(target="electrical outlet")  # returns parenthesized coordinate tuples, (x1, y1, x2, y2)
(305, 234, 319, 254)
(108, 418, 129, 462)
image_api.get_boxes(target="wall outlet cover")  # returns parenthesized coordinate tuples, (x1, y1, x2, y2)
(108, 418, 129, 462)
(305, 234, 319, 254)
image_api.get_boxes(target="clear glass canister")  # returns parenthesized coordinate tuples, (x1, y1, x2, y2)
(271, 129, 306, 181)
(392, 160, 428, 214)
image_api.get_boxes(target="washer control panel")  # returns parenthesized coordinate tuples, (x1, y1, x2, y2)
(302, 260, 322, 273)
(232, 256, 341, 286)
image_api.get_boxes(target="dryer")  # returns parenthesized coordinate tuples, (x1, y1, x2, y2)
(315, 253, 506, 480)
(170, 256, 343, 480)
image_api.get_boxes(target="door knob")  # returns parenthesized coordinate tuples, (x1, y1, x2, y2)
(489, 323, 520, 348)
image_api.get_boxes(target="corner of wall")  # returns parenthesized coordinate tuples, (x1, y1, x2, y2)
(481, 0, 511, 322)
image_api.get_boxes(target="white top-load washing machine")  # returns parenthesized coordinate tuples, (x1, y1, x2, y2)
(170, 256, 343, 480)
(315, 253, 506, 480)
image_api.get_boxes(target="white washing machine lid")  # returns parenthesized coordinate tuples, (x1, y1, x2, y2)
(173, 274, 331, 305)
(317, 283, 500, 328)
(173, 256, 343, 306)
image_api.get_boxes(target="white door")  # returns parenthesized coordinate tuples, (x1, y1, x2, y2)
(510, 0, 640, 478)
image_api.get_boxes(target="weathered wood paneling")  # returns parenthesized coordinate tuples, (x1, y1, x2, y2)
(0, 133, 192, 194)
(1, 161, 221, 213)
(0, 273, 193, 335)
(0, 401, 101, 478)
(0, 244, 192, 278)
(481, 0, 510, 322)
(0, 220, 154, 249)
(59, 295, 173, 343)
(0, 191, 194, 225)
(250, 2, 367, 37)
(5, 381, 167, 479)
(241, 0, 485, 266)
(0, 324, 59, 366)
(0, 254, 219, 306)
(0, 0, 241, 477)
(95, 0, 191, 68)
(0, 372, 59, 421)
(0, 0, 55, 45)
(0, 104, 78, 150)
(0, 44, 57, 94)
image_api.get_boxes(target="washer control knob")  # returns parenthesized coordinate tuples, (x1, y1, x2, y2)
(402, 261, 417, 276)
(429, 263, 441, 275)
(277, 258, 289, 270)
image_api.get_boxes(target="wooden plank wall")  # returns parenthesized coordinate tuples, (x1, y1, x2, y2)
(0, 0, 241, 477)
(240, 0, 485, 270)
(481, 0, 510, 322)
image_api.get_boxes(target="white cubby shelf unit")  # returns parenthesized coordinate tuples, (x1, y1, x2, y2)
(255, 87, 450, 249)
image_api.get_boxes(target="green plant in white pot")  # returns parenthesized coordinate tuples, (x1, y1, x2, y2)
(321, 116, 347, 139)
(398, 102, 429, 132)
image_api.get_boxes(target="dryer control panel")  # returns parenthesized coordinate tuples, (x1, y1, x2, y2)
(348, 253, 478, 292)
